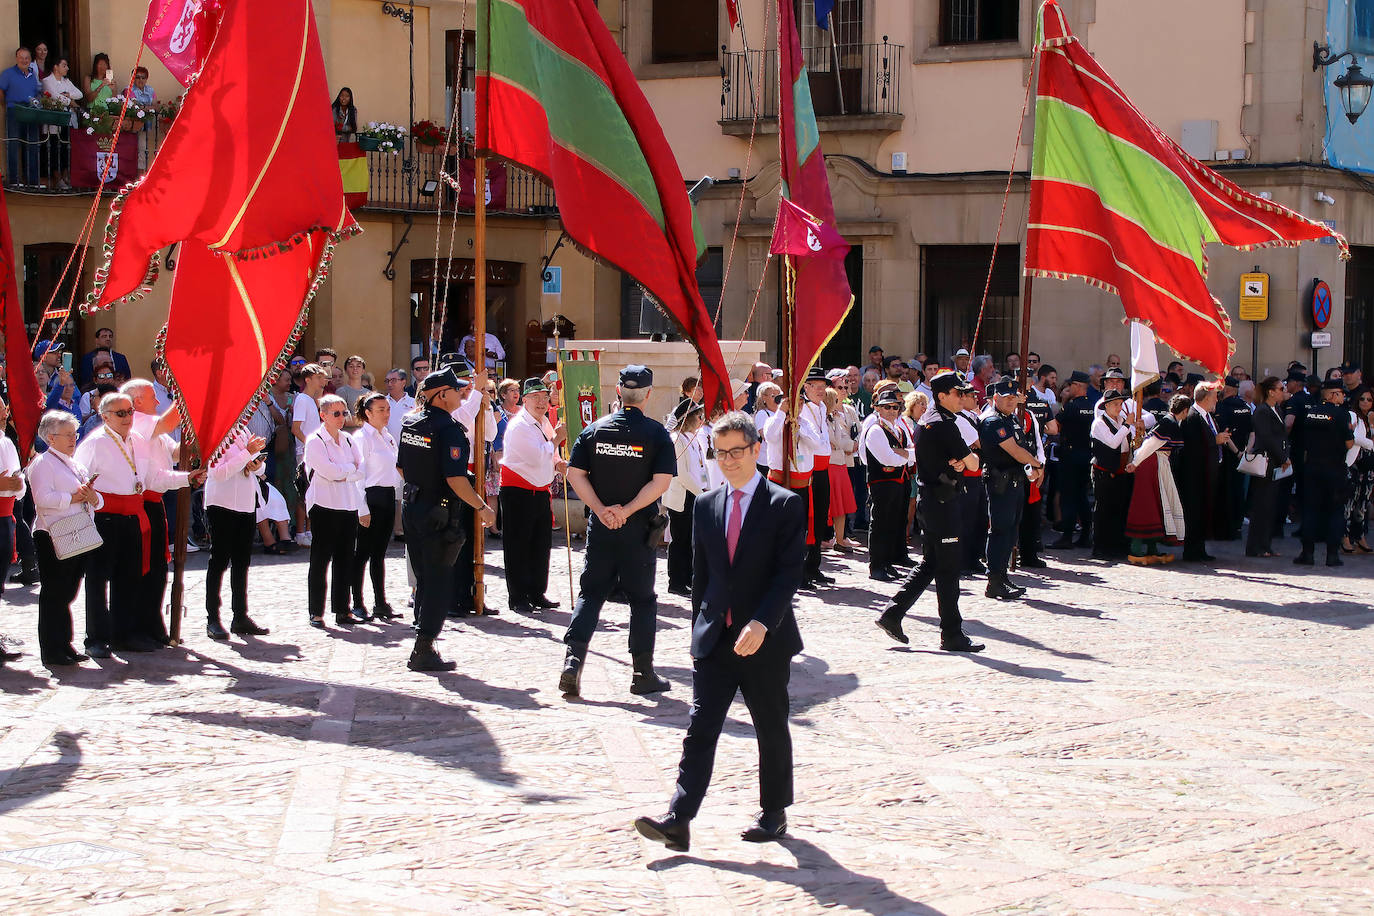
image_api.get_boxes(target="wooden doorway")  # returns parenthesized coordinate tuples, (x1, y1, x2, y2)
(410, 258, 522, 376)
(19, 0, 82, 67)
(22, 243, 86, 354)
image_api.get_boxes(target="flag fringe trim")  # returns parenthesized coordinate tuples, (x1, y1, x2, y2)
(155, 226, 354, 467)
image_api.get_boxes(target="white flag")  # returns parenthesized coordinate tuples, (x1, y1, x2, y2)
(1130, 321, 1160, 394)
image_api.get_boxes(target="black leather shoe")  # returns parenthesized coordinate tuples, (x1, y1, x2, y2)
(964, 562, 988, 576)
(448, 605, 474, 619)
(334, 613, 357, 627)
(206, 618, 230, 641)
(528, 595, 560, 609)
(941, 638, 986, 653)
(350, 607, 370, 623)
(985, 578, 1026, 601)
(510, 600, 535, 615)
(308, 617, 326, 629)
(116, 636, 162, 653)
(634, 814, 690, 852)
(1020, 555, 1048, 569)
(667, 584, 691, 597)
(812, 572, 836, 585)
(875, 612, 908, 644)
(64, 647, 89, 663)
(85, 642, 112, 659)
(1293, 553, 1314, 566)
(230, 615, 270, 636)
(891, 555, 915, 567)
(741, 809, 787, 843)
(372, 604, 401, 621)
(869, 568, 897, 582)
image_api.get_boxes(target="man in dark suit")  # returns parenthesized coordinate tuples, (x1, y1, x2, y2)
(635, 412, 806, 853)
(1176, 383, 1231, 561)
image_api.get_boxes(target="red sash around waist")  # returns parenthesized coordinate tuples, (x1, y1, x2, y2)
(812, 454, 830, 472)
(767, 468, 811, 489)
(0, 495, 14, 518)
(97, 491, 151, 574)
(500, 465, 549, 491)
(143, 490, 162, 503)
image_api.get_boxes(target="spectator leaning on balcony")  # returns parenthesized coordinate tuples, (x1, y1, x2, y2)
(84, 53, 117, 105)
(39, 55, 81, 191)
(0, 47, 41, 187)
(332, 87, 357, 141)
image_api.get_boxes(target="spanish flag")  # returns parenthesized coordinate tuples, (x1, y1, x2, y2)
(338, 141, 368, 211)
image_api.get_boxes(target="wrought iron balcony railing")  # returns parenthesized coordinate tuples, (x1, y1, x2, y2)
(720, 39, 903, 123)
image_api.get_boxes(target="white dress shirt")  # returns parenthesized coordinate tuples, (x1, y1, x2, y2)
(753, 407, 775, 469)
(864, 417, 913, 467)
(132, 410, 186, 494)
(0, 437, 27, 503)
(725, 470, 765, 525)
(293, 391, 321, 460)
(27, 448, 101, 533)
(500, 408, 558, 488)
(453, 392, 498, 473)
(75, 425, 188, 496)
(356, 423, 401, 489)
(302, 428, 364, 512)
(1090, 412, 1133, 455)
(205, 433, 265, 513)
(663, 429, 707, 512)
(798, 399, 829, 466)
(386, 393, 416, 444)
(458, 332, 506, 361)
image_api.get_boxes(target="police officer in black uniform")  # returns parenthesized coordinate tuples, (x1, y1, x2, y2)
(874, 371, 985, 652)
(1280, 368, 1312, 537)
(560, 365, 677, 697)
(397, 368, 496, 672)
(1019, 377, 1054, 568)
(1215, 375, 1251, 539)
(980, 378, 1042, 599)
(1294, 379, 1355, 567)
(1050, 370, 1094, 548)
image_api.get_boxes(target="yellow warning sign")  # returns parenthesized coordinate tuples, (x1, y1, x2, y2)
(1239, 272, 1269, 321)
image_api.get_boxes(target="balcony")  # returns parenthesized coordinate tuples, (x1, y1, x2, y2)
(719, 40, 904, 135)
(2, 126, 558, 218)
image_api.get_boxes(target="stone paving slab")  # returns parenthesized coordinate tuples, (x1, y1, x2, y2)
(1, 531, 1373, 914)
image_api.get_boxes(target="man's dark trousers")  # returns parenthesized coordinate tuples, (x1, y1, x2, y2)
(564, 515, 657, 654)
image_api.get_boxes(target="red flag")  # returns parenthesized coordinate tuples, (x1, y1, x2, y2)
(778, 0, 853, 402)
(0, 187, 41, 458)
(142, 0, 208, 87)
(88, 0, 358, 462)
(727, 0, 740, 31)
(477, 0, 734, 413)
(1027, 1, 1345, 374)
(770, 198, 846, 258)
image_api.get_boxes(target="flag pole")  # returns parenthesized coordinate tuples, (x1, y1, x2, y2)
(471, 0, 490, 615)
(737, 15, 760, 120)
(826, 13, 846, 116)
(1018, 274, 1034, 395)
(167, 425, 198, 646)
(552, 336, 575, 606)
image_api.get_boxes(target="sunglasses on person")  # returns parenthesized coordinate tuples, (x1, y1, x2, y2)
(107, 408, 134, 418)
(878, 404, 901, 411)
(95, 372, 114, 380)
(324, 410, 345, 417)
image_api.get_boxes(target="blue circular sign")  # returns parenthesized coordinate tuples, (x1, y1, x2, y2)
(1312, 280, 1332, 329)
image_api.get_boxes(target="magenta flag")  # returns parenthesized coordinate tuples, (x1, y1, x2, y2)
(770, 197, 846, 258)
(143, 0, 205, 86)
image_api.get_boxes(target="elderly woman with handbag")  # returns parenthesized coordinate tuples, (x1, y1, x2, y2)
(25, 410, 103, 667)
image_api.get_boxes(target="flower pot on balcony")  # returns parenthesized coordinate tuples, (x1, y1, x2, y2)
(357, 136, 387, 152)
(15, 106, 72, 127)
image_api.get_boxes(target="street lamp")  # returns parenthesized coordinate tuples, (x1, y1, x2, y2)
(1314, 42, 1374, 124)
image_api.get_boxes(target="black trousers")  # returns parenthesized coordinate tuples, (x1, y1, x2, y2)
(1058, 457, 1092, 537)
(0, 516, 11, 599)
(404, 499, 461, 639)
(452, 483, 477, 610)
(1246, 474, 1277, 555)
(804, 470, 830, 576)
(1019, 485, 1044, 559)
(564, 516, 658, 654)
(886, 491, 965, 642)
(960, 477, 987, 568)
(867, 479, 906, 572)
(667, 492, 695, 590)
(14, 491, 36, 573)
(307, 505, 357, 618)
(34, 530, 84, 657)
(206, 506, 255, 617)
(848, 463, 869, 531)
(1301, 464, 1347, 555)
(985, 477, 1025, 575)
(140, 499, 171, 641)
(1091, 469, 1133, 557)
(500, 485, 552, 604)
(86, 512, 143, 647)
(668, 639, 793, 821)
(353, 486, 396, 609)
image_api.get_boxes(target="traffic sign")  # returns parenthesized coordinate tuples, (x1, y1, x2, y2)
(1239, 272, 1268, 321)
(1311, 279, 1333, 329)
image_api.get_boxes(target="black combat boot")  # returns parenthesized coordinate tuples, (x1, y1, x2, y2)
(206, 612, 229, 641)
(559, 642, 589, 696)
(630, 652, 670, 695)
(408, 636, 457, 672)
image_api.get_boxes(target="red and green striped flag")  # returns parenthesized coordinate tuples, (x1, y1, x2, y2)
(476, 0, 734, 412)
(1026, 0, 1346, 375)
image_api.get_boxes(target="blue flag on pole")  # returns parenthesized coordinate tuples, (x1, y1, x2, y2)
(816, 0, 835, 30)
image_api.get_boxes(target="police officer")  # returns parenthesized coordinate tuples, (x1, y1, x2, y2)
(1215, 375, 1252, 539)
(874, 371, 984, 652)
(1019, 377, 1054, 568)
(1280, 368, 1313, 537)
(560, 365, 677, 697)
(1050, 370, 1094, 548)
(954, 381, 986, 574)
(397, 368, 496, 672)
(980, 378, 1041, 599)
(1294, 379, 1355, 567)
(864, 386, 912, 581)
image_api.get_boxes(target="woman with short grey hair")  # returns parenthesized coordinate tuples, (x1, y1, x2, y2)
(25, 410, 102, 666)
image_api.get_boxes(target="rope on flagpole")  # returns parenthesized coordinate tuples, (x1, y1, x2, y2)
(428, 0, 470, 365)
(969, 42, 1039, 358)
(553, 335, 575, 607)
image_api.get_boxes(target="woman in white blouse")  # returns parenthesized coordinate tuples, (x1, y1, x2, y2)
(39, 56, 83, 191)
(663, 399, 706, 596)
(350, 393, 401, 620)
(0, 400, 25, 665)
(203, 430, 272, 640)
(25, 410, 100, 667)
(1343, 386, 1374, 554)
(302, 394, 367, 629)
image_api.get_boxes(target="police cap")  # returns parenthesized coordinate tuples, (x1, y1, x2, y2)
(991, 378, 1021, 398)
(619, 364, 653, 388)
(1185, 372, 1204, 386)
(1223, 375, 1240, 388)
(1286, 368, 1307, 383)
(1067, 370, 1090, 385)
(420, 367, 466, 394)
(1322, 378, 1345, 391)
(930, 370, 963, 396)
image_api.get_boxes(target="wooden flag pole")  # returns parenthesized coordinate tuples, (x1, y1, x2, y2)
(472, 154, 488, 616)
(167, 426, 199, 646)
(553, 336, 575, 606)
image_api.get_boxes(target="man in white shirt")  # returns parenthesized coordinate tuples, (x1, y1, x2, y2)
(1032, 364, 1060, 413)
(796, 368, 835, 588)
(291, 363, 328, 545)
(124, 378, 190, 641)
(203, 431, 272, 640)
(499, 377, 568, 613)
(458, 322, 506, 363)
(76, 392, 201, 656)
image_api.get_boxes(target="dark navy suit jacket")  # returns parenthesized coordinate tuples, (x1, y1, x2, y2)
(689, 476, 805, 661)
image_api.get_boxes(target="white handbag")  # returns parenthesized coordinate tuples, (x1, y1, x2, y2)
(1236, 433, 1269, 478)
(48, 506, 103, 560)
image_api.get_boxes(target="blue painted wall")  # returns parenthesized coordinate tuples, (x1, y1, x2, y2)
(1325, 0, 1374, 171)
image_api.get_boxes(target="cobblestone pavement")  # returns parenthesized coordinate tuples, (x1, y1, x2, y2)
(1, 526, 1373, 915)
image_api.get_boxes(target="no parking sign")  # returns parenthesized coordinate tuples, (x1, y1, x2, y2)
(1311, 279, 1333, 329)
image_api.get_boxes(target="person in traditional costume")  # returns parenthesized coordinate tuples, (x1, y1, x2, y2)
(1123, 394, 1191, 564)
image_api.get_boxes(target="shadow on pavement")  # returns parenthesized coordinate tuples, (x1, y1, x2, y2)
(0, 662, 49, 694)
(1022, 598, 1110, 619)
(0, 730, 82, 813)
(649, 835, 946, 915)
(1209, 597, 1374, 629)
